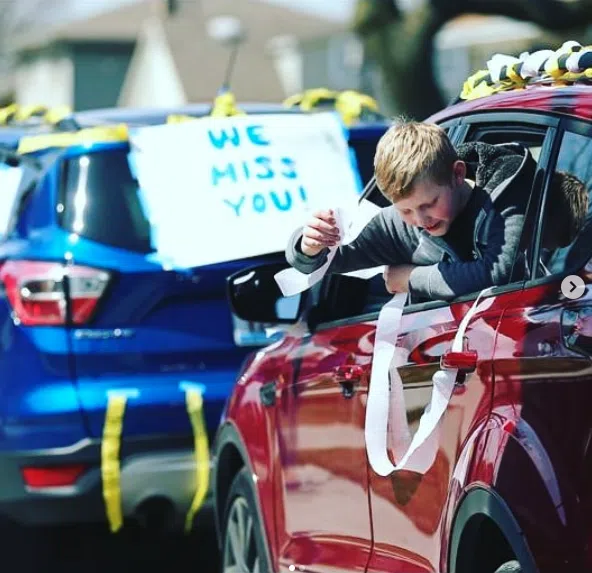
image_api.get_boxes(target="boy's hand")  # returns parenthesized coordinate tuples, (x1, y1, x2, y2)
(383, 264, 417, 294)
(301, 209, 341, 257)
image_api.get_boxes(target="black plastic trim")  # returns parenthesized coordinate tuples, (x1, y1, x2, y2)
(449, 486, 538, 573)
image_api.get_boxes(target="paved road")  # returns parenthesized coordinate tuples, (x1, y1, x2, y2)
(0, 514, 220, 573)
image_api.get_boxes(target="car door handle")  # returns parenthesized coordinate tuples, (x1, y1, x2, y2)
(333, 365, 367, 399)
(440, 350, 478, 373)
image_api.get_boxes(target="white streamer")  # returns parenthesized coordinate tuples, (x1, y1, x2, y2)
(365, 288, 493, 475)
(275, 200, 384, 297)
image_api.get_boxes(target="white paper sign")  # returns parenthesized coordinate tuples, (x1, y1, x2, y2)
(0, 164, 22, 237)
(128, 112, 362, 269)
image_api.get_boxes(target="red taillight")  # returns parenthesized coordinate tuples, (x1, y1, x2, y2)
(0, 260, 109, 326)
(21, 464, 88, 488)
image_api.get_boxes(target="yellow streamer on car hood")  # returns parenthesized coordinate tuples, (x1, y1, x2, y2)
(184, 387, 210, 533)
(101, 392, 127, 533)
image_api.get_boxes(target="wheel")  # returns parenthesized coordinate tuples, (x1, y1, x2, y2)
(494, 560, 522, 573)
(221, 468, 271, 573)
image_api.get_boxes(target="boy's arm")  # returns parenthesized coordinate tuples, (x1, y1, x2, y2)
(408, 205, 524, 300)
(286, 210, 409, 275)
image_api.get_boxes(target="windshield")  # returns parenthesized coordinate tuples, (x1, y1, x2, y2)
(58, 149, 153, 253)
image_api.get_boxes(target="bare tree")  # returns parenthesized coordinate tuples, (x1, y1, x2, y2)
(354, 0, 592, 119)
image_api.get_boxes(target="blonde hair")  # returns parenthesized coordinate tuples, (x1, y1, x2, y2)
(374, 121, 458, 203)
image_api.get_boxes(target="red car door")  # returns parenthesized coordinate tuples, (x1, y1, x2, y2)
(274, 278, 379, 573)
(365, 288, 518, 572)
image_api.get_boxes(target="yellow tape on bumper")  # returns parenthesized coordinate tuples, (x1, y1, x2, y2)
(101, 393, 127, 533)
(184, 388, 210, 533)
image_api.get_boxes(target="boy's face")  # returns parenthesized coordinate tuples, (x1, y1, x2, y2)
(394, 161, 467, 237)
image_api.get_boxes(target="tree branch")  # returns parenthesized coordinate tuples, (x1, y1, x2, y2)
(354, 0, 592, 119)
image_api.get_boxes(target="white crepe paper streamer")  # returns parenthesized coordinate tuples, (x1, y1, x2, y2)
(487, 54, 521, 83)
(519, 49, 554, 79)
(274, 199, 384, 297)
(365, 287, 495, 475)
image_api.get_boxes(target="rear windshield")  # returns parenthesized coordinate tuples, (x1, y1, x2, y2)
(58, 149, 153, 253)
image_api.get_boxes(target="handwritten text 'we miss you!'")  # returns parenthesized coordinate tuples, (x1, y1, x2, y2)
(208, 124, 308, 217)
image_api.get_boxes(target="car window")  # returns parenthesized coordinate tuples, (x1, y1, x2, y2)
(538, 129, 592, 276)
(58, 149, 154, 253)
(464, 126, 544, 162)
(462, 123, 548, 286)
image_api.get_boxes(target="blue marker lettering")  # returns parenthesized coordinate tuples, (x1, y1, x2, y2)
(224, 196, 246, 216)
(252, 194, 266, 213)
(270, 190, 293, 211)
(280, 157, 297, 179)
(212, 163, 237, 186)
(298, 186, 307, 202)
(242, 161, 251, 180)
(254, 156, 274, 180)
(246, 125, 270, 146)
(208, 127, 240, 149)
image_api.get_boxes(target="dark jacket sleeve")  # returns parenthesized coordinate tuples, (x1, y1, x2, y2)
(285, 209, 411, 275)
(408, 203, 524, 300)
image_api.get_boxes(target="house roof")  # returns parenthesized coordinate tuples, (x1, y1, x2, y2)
(161, 0, 344, 102)
(13, 0, 343, 50)
(14, 0, 344, 103)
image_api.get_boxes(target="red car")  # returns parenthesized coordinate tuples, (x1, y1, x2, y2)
(212, 83, 592, 573)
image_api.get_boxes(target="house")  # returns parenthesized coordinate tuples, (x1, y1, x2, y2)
(8, 0, 344, 111)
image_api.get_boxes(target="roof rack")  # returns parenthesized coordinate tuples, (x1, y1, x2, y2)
(460, 40, 592, 102)
(283, 88, 385, 125)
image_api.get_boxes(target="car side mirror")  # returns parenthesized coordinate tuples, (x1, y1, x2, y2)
(227, 262, 304, 324)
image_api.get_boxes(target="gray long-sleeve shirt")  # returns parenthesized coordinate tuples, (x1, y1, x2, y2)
(286, 141, 535, 301)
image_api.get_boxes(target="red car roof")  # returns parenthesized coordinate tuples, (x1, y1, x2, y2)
(429, 83, 592, 124)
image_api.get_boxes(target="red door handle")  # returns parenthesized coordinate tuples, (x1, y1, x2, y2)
(333, 365, 366, 382)
(440, 350, 478, 372)
(333, 365, 367, 399)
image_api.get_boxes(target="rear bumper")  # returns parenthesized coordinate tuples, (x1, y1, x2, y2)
(0, 435, 211, 529)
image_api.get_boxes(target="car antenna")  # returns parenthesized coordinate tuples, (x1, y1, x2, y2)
(206, 16, 246, 102)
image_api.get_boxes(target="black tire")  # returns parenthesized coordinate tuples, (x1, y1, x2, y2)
(221, 468, 272, 573)
(494, 560, 522, 573)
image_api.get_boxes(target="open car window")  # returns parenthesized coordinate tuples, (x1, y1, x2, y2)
(315, 120, 553, 327)
(538, 127, 592, 277)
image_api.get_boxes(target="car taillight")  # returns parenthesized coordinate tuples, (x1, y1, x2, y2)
(21, 464, 88, 488)
(0, 260, 110, 326)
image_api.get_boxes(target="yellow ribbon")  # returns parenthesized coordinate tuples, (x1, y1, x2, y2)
(0, 104, 18, 124)
(18, 123, 128, 154)
(284, 87, 380, 125)
(336, 90, 379, 126)
(184, 387, 210, 533)
(460, 41, 592, 101)
(283, 87, 339, 111)
(210, 91, 245, 117)
(101, 393, 127, 533)
(43, 105, 73, 125)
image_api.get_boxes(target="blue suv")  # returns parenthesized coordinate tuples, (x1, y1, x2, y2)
(0, 103, 389, 532)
